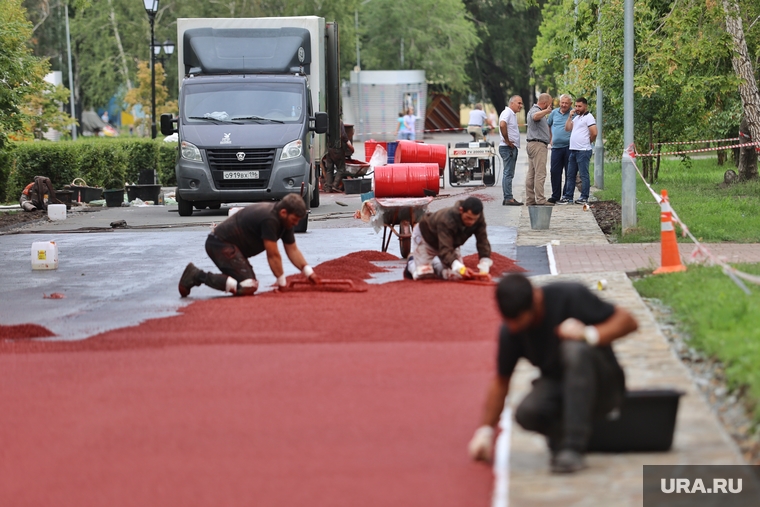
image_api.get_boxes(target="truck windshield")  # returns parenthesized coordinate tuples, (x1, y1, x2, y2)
(183, 82, 304, 124)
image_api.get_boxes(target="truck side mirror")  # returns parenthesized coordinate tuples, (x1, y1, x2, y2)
(312, 112, 328, 134)
(160, 114, 177, 135)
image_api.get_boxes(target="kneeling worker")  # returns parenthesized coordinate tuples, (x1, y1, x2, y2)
(178, 193, 320, 297)
(405, 196, 492, 280)
(468, 273, 638, 473)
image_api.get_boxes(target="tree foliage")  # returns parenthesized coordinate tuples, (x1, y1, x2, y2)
(532, 0, 758, 160)
(359, 0, 479, 93)
(124, 61, 177, 137)
(0, 0, 49, 150)
(463, 0, 545, 112)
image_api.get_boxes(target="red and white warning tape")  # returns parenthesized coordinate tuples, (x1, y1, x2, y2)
(653, 137, 741, 147)
(625, 144, 760, 293)
(634, 140, 760, 158)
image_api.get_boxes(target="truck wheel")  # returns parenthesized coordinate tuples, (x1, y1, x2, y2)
(208, 203, 221, 210)
(177, 191, 193, 216)
(294, 213, 308, 233)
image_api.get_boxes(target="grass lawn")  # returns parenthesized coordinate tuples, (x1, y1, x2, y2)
(634, 264, 760, 419)
(592, 158, 760, 243)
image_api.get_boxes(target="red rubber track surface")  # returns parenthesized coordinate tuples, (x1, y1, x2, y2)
(0, 253, 506, 506)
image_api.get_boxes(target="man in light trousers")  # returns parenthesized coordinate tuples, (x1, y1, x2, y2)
(525, 93, 553, 206)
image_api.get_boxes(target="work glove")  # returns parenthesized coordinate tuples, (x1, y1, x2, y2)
(302, 265, 321, 285)
(468, 425, 495, 462)
(477, 257, 493, 275)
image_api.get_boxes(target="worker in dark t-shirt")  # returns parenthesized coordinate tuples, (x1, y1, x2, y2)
(468, 273, 638, 474)
(178, 193, 320, 297)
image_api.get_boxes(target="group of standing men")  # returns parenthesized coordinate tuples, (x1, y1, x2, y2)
(498, 94, 597, 206)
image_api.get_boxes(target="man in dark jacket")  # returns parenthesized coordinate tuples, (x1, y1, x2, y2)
(178, 193, 320, 297)
(404, 196, 492, 280)
(468, 274, 638, 473)
(322, 121, 354, 193)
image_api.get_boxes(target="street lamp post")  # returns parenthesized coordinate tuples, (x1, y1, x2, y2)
(154, 39, 175, 68)
(143, 0, 159, 139)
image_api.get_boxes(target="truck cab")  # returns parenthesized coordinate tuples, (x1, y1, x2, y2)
(162, 18, 340, 232)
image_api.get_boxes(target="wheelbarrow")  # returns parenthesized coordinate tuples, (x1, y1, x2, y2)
(373, 196, 433, 258)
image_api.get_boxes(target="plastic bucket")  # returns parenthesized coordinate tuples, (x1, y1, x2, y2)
(528, 206, 552, 230)
(386, 141, 399, 164)
(126, 184, 161, 203)
(47, 204, 66, 221)
(31, 241, 58, 270)
(393, 140, 447, 169)
(364, 140, 387, 163)
(104, 189, 125, 207)
(374, 164, 440, 198)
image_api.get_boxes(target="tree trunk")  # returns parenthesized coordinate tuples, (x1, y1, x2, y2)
(107, 0, 133, 91)
(739, 117, 759, 179)
(722, 0, 760, 180)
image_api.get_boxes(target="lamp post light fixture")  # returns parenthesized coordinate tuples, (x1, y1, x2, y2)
(154, 38, 175, 68)
(143, 0, 159, 138)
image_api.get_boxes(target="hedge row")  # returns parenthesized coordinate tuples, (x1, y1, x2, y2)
(1, 138, 178, 202)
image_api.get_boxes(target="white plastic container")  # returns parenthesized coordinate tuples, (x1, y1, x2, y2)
(31, 241, 59, 270)
(47, 204, 66, 221)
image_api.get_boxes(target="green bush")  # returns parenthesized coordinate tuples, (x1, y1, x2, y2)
(3, 138, 177, 201)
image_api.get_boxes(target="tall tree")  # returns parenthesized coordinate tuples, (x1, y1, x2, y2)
(0, 0, 49, 151)
(464, 0, 545, 112)
(359, 0, 479, 93)
(722, 0, 760, 179)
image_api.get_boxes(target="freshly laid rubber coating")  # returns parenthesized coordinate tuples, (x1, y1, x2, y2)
(374, 163, 440, 197)
(394, 140, 447, 169)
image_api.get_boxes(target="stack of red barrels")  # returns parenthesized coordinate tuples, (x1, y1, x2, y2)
(372, 140, 447, 198)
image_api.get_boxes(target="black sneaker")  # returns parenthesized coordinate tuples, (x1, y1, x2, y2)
(547, 197, 558, 204)
(178, 262, 203, 297)
(557, 198, 572, 205)
(551, 449, 588, 474)
(575, 198, 588, 205)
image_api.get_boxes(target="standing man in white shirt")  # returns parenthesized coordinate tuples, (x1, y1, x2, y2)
(467, 103, 489, 142)
(560, 97, 597, 205)
(499, 95, 524, 206)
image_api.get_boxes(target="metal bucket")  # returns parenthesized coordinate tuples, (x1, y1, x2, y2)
(528, 206, 552, 230)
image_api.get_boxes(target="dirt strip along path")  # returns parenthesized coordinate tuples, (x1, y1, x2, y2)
(0, 254, 505, 506)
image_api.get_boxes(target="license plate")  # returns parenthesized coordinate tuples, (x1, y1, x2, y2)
(223, 170, 259, 180)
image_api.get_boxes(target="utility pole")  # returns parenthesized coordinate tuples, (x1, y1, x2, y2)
(65, 4, 77, 140)
(594, 0, 604, 189)
(621, 0, 636, 230)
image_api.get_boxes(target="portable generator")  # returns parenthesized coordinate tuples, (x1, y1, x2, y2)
(447, 142, 496, 186)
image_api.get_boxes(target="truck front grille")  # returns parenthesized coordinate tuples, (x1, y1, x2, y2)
(206, 148, 276, 190)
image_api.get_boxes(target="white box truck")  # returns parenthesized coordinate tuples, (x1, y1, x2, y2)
(161, 17, 341, 232)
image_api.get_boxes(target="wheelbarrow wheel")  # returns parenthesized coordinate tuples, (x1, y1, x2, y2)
(399, 220, 412, 259)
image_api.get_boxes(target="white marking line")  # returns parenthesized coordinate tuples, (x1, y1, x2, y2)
(492, 405, 512, 507)
(546, 243, 558, 275)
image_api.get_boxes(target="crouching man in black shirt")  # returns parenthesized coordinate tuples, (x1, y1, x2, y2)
(468, 273, 638, 473)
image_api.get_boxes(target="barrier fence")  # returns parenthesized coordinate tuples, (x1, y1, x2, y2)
(625, 143, 760, 294)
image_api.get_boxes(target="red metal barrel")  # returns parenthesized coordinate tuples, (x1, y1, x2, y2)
(393, 141, 447, 169)
(374, 163, 440, 198)
(364, 140, 387, 163)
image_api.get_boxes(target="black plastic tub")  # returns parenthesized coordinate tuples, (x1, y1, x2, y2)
(126, 184, 161, 203)
(587, 389, 684, 453)
(103, 189, 125, 207)
(70, 185, 103, 203)
(343, 178, 372, 195)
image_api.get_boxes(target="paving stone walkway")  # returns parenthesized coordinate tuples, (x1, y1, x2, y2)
(506, 199, 749, 506)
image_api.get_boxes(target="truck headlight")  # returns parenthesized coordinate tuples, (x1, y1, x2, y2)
(280, 139, 302, 161)
(181, 141, 202, 162)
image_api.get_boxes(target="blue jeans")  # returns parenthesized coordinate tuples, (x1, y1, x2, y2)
(564, 149, 592, 200)
(499, 145, 518, 201)
(550, 146, 570, 201)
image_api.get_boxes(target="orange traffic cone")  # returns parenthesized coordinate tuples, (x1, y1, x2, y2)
(653, 189, 686, 274)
